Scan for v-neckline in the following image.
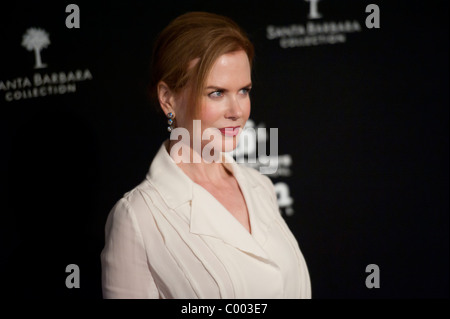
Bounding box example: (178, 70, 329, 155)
(194, 171, 252, 235)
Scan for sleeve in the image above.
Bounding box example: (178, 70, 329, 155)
(100, 198, 159, 299)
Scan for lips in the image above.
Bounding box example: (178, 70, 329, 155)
(219, 126, 240, 137)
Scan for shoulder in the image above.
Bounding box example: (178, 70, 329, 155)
(104, 179, 166, 243)
(108, 180, 161, 222)
(238, 163, 275, 188)
(237, 163, 278, 208)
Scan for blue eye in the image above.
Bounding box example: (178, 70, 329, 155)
(240, 87, 251, 95)
(209, 91, 223, 98)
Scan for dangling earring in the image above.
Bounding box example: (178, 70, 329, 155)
(167, 112, 175, 132)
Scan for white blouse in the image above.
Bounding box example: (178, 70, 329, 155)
(101, 140, 311, 299)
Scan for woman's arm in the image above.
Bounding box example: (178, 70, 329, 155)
(101, 198, 159, 299)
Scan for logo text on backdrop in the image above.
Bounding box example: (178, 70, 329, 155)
(0, 27, 93, 102)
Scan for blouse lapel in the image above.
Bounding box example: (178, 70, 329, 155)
(189, 152, 275, 261)
(147, 140, 276, 261)
(231, 162, 272, 248)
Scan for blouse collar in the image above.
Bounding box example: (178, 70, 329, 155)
(145, 139, 274, 259)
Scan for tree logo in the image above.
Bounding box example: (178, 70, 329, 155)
(22, 28, 50, 69)
(305, 0, 322, 20)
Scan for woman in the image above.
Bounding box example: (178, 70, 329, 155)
(101, 11, 311, 299)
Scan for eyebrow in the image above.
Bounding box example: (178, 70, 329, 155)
(205, 83, 252, 91)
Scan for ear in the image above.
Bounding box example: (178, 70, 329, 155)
(157, 81, 176, 116)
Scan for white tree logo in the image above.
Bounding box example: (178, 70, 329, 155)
(22, 28, 50, 69)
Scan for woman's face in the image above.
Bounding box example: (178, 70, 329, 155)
(175, 50, 252, 158)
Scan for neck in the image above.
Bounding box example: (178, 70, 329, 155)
(167, 139, 232, 184)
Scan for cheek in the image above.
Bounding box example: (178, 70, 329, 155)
(199, 98, 252, 124)
(199, 102, 222, 124)
(244, 100, 251, 118)
(239, 99, 251, 123)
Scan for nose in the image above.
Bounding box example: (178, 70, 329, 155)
(225, 96, 243, 120)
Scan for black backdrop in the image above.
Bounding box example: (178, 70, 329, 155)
(0, 0, 448, 299)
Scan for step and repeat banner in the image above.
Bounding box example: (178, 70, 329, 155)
(1, 1, 448, 299)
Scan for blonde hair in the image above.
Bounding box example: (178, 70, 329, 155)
(149, 11, 254, 120)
